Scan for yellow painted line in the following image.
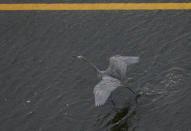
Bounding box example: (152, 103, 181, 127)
(0, 3, 191, 10)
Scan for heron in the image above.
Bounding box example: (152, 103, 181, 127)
(73, 55, 139, 107)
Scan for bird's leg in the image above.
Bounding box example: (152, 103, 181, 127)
(124, 86, 137, 96)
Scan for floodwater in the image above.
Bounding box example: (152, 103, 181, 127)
(0, 11, 191, 131)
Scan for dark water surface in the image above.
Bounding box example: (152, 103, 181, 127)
(0, 11, 191, 131)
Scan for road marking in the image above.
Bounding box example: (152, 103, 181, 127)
(0, 3, 191, 10)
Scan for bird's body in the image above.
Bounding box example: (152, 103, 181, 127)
(93, 75, 121, 106)
(73, 55, 139, 106)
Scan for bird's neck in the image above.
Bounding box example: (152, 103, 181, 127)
(81, 57, 100, 75)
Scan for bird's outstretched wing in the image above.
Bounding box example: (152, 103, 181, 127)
(106, 55, 139, 80)
(93, 76, 121, 106)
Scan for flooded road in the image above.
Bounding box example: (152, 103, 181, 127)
(0, 10, 191, 131)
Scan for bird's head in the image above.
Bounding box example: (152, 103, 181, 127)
(72, 55, 86, 62)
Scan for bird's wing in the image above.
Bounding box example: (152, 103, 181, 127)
(93, 76, 121, 106)
(106, 55, 139, 80)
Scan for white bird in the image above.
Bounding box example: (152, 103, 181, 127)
(73, 55, 139, 107)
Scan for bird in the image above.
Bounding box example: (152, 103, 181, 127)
(72, 55, 139, 107)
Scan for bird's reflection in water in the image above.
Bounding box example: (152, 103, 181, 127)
(105, 106, 136, 131)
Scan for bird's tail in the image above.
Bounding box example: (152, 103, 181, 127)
(125, 56, 139, 65)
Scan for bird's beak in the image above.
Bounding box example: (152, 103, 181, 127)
(71, 56, 77, 63)
(72, 56, 79, 61)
